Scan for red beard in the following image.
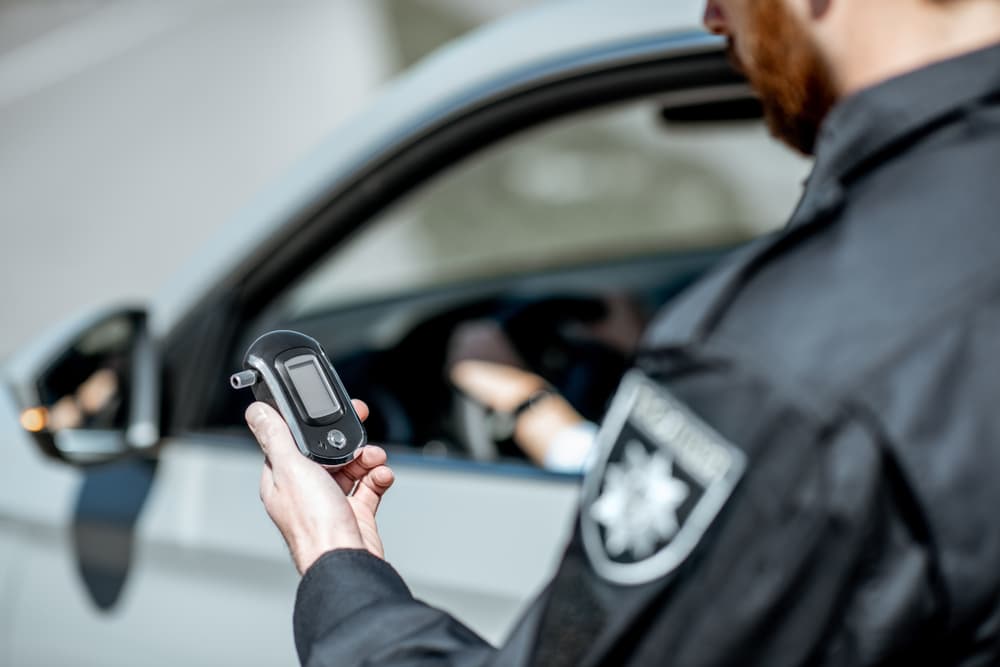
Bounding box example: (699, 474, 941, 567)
(729, 1, 838, 155)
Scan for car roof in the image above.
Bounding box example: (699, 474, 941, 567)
(152, 0, 716, 337)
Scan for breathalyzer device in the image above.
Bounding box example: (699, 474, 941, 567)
(230, 330, 366, 467)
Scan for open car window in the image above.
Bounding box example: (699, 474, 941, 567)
(228, 99, 810, 463)
(277, 101, 809, 320)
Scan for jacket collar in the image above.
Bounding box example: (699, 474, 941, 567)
(643, 41, 1000, 350)
(810, 40, 1000, 193)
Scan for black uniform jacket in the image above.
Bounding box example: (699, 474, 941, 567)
(292, 42, 1000, 666)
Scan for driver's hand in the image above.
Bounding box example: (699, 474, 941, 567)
(451, 360, 587, 469)
(448, 319, 546, 410)
(245, 400, 394, 575)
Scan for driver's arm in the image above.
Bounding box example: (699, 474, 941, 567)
(450, 359, 597, 472)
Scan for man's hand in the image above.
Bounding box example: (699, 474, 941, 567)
(245, 400, 394, 575)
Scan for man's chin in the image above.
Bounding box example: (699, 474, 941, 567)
(763, 106, 820, 156)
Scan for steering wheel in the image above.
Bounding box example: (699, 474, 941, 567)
(448, 295, 631, 461)
(499, 296, 629, 417)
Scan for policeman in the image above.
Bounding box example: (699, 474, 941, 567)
(245, 0, 1000, 664)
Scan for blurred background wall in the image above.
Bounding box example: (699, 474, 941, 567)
(0, 0, 537, 360)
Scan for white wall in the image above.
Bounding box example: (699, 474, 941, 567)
(0, 0, 397, 359)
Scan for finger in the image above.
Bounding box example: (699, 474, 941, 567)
(352, 399, 369, 423)
(350, 465, 395, 516)
(338, 445, 387, 481)
(332, 469, 357, 496)
(246, 402, 301, 471)
(332, 445, 387, 494)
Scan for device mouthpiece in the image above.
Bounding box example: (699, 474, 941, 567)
(230, 370, 260, 390)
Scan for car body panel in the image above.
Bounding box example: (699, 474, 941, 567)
(0, 382, 79, 527)
(0, 412, 578, 663)
(0, 384, 47, 666)
(0, 385, 83, 663)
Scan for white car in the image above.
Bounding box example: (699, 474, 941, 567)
(0, 2, 808, 665)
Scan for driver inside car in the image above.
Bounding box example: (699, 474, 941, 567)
(445, 292, 647, 472)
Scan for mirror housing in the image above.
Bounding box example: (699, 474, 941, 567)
(5, 306, 161, 465)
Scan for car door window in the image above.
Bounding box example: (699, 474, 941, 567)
(276, 102, 807, 318)
(230, 99, 809, 460)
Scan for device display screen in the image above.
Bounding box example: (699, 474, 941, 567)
(284, 354, 341, 420)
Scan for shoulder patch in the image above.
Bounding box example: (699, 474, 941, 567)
(581, 370, 746, 586)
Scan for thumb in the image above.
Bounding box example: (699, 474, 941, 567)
(246, 402, 302, 471)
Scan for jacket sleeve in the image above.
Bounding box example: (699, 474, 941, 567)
(293, 549, 497, 667)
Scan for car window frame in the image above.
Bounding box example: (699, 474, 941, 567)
(161, 34, 752, 444)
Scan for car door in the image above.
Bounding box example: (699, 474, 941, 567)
(5, 27, 809, 667)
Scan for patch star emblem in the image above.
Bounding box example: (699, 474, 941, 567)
(581, 371, 746, 586)
(590, 441, 689, 559)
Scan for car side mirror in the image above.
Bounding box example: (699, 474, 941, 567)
(5, 307, 160, 465)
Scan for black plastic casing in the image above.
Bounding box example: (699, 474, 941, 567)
(239, 330, 366, 467)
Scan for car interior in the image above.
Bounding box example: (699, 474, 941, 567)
(241, 247, 731, 462)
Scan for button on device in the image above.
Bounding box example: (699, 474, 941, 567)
(327, 429, 348, 450)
